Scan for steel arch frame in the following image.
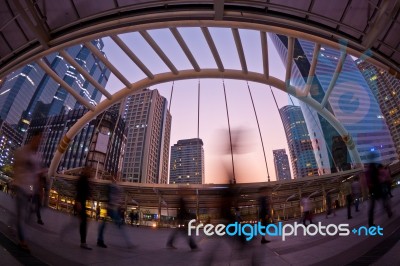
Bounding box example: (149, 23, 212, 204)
(48, 69, 362, 179)
(1, 19, 394, 79)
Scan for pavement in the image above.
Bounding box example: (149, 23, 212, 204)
(0, 189, 400, 266)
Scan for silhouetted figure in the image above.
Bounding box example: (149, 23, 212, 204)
(351, 177, 362, 212)
(13, 134, 44, 252)
(97, 181, 132, 248)
(380, 165, 393, 198)
(166, 197, 197, 250)
(129, 210, 134, 226)
(76, 167, 92, 250)
(301, 197, 313, 225)
(259, 195, 271, 244)
(342, 181, 353, 219)
(96, 205, 101, 221)
(367, 162, 393, 226)
(32, 173, 47, 225)
(325, 191, 336, 218)
(379, 164, 393, 217)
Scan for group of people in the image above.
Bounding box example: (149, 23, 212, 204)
(75, 168, 133, 250)
(10, 134, 396, 254)
(302, 161, 394, 227)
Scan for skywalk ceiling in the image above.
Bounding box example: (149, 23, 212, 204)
(0, 0, 399, 78)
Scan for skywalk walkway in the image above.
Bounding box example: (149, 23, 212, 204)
(0, 189, 399, 266)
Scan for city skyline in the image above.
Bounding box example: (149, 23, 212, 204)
(101, 29, 294, 184)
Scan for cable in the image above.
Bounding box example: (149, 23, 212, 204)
(247, 81, 270, 182)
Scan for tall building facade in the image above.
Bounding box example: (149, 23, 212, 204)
(0, 39, 110, 133)
(272, 149, 291, 181)
(279, 105, 318, 178)
(170, 138, 205, 184)
(356, 59, 400, 159)
(121, 89, 172, 184)
(270, 34, 397, 168)
(26, 106, 125, 179)
(0, 119, 23, 169)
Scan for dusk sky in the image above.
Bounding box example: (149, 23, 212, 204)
(101, 28, 298, 184)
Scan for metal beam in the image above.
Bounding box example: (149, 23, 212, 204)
(36, 58, 95, 111)
(201, 27, 224, 72)
(214, 0, 225, 20)
(232, 28, 248, 73)
(285, 37, 295, 87)
(321, 52, 347, 107)
(85, 41, 133, 89)
(13, 0, 49, 48)
(139, 30, 179, 75)
(110, 35, 154, 79)
(304, 43, 321, 96)
(362, 0, 400, 49)
(169, 28, 200, 72)
(260, 31, 269, 78)
(3, 19, 398, 81)
(59, 50, 112, 100)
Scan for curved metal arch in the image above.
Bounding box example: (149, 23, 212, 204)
(48, 69, 362, 178)
(1, 19, 394, 79)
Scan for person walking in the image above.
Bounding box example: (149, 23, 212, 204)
(166, 197, 198, 250)
(97, 180, 133, 248)
(76, 167, 92, 250)
(32, 172, 47, 225)
(259, 195, 271, 244)
(351, 177, 362, 212)
(13, 134, 44, 252)
(325, 191, 336, 218)
(341, 181, 353, 219)
(301, 196, 313, 225)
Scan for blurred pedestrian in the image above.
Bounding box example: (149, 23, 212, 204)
(325, 191, 336, 218)
(13, 134, 44, 252)
(129, 210, 134, 226)
(96, 205, 101, 221)
(76, 167, 92, 250)
(351, 177, 362, 212)
(341, 180, 353, 219)
(380, 165, 393, 198)
(259, 195, 271, 244)
(301, 196, 313, 225)
(31, 172, 47, 225)
(378, 164, 393, 217)
(366, 162, 393, 226)
(166, 196, 198, 250)
(97, 180, 133, 248)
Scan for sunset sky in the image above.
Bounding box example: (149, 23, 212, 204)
(101, 28, 298, 184)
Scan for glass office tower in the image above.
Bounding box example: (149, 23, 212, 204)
(170, 138, 205, 184)
(0, 39, 110, 133)
(270, 34, 397, 167)
(279, 105, 318, 178)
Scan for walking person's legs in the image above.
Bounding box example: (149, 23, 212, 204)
(368, 197, 376, 226)
(80, 210, 91, 250)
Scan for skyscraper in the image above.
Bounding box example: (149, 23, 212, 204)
(272, 149, 291, 181)
(26, 105, 125, 178)
(279, 105, 318, 178)
(0, 119, 23, 169)
(170, 138, 205, 184)
(270, 34, 397, 167)
(356, 59, 400, 159)
(0, 39, 110, 133)
(121, 89, 172, 184)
